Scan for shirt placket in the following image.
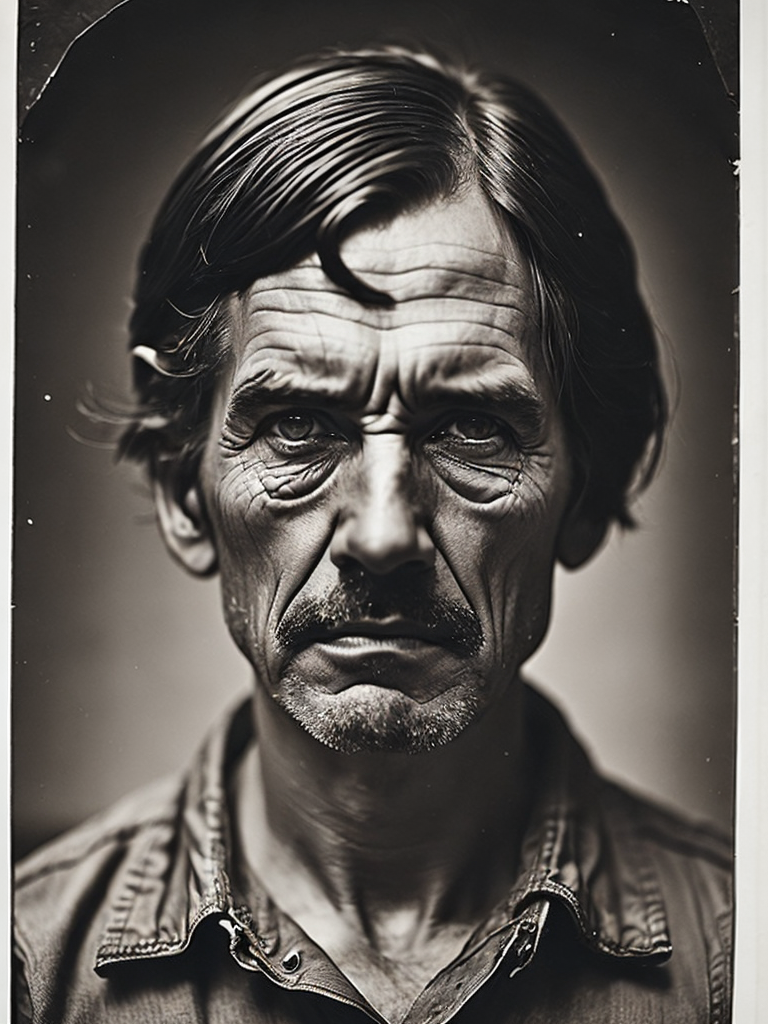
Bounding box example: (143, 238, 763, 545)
(218, 893, 551, 1024)
(220, 897, 389, 1022)
(402, 899, 550, 1024)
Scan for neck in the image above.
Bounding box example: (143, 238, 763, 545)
(236, 681, 532, 940)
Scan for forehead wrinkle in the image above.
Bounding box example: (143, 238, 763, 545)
(237, 309, 379, 379)
(240, 271, 536, 359)
(413, 365, 544, 409)
(233, 316, 542, 414)
(246, 268, 530, 314)
(228, 333, 379, 412)
(245, 290, 530, 317)
(324, 237, 526, 275)
(230, 224, 542, 417)
(364, 332, 545, 423)
(238, 291, 378, 380)
(405, 341, 543, 399)
(274, 256, 526, 288)
(242, 302, 534, 342)
(246, 234, 531, 293)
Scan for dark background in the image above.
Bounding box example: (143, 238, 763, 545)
(14, 0, 738, 857)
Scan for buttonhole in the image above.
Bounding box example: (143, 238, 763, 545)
(281, 949, 302, 973)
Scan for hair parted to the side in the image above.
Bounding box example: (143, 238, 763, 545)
(120, 45, 666, 529)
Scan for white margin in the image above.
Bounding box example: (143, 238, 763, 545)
(734, 0, 768, 1020)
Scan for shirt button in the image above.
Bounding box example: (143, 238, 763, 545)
(281, 949, 302, 973)
(510, 936, 534, 964)
(257, 934, 279, 956)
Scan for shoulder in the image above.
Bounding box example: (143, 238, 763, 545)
(16, 772, 183, 894)
(14, 700, 253, 1022)
(600, 777, 732, 884)
(599, 777, 733, 1017)
(14, 774, 185, 1004)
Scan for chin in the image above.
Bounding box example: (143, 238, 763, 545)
(274, 677, 486, 755)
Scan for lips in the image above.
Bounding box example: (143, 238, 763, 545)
(293, 617, 460, 651)
(275, 585, 485, 657)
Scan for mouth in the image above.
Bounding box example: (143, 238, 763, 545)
(276, 591, 485, 658)
(296, 618, 452, 651)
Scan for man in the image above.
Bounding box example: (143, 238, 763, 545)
(14, 47, 732, 1023)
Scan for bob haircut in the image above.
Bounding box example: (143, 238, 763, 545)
(121, 45, 666, 529)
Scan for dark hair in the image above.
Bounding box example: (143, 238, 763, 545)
(121, 45, 665, 528)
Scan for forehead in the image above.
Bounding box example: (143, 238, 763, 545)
(224, 190, 545, 404)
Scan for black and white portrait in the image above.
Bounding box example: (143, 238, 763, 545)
(12, 1, 744, 1021)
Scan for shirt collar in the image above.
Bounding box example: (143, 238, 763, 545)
(511, 686, 672, 961)
(95, 687, 672, 973)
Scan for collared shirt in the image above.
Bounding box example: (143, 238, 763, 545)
(14, 687, 733, 1023)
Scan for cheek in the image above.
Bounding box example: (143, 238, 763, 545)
(427, 448, 524, 504)
(248, 443, 347, 501)
(429, 470, 566, 648)
(206, 456, 339, 630)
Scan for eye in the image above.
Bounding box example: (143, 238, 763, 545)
(272, 412, 324, 442)
(424, 412, 521, 470)
(446, 414, 500, 441)
(432, 413, 509, 445)
(423, 411, 525, 501)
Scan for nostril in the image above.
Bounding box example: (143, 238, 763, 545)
(330, 513, 434, 575)
(330, 551, 361, 575)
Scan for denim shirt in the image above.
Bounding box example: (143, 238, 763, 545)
(14, 687, 733, 1023)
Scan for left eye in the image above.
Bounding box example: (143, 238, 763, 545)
(440, 414, 503, 442)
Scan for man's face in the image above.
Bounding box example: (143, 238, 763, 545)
(195, 189, 574, 753)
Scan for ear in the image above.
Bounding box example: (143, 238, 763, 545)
(152, 457, 218, 577)
(556, 497, 608, 570)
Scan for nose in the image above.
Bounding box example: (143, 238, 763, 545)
(330, 437, 435, 576)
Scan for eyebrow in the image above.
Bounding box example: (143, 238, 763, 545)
(413, 375, 548, 440)
(223, 368, 549, 441)
(223, 372, 365, 431)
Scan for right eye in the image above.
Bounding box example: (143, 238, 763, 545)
(271, 412, 327, 442)
(239, 409, 353, 502)
(256, 409, 353, 456)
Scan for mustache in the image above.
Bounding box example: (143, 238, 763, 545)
(276, 577, 484, 656)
